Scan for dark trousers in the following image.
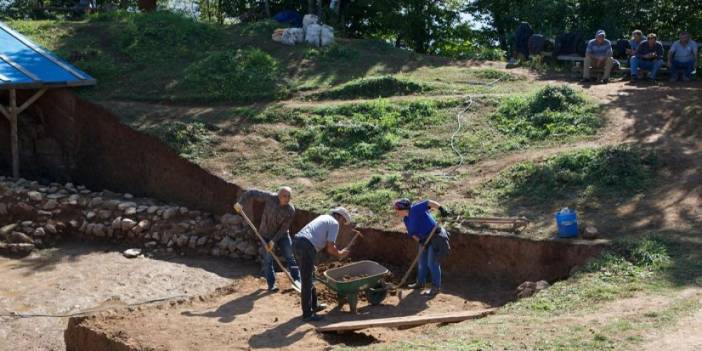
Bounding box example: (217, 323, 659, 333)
(292, 237, 318, 318)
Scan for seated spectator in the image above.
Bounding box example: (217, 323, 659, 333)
(583, 30, 614, 83)
(627, 30, 643, 70)
(668, 31, 699, 82)
(632, 33, 664, 82)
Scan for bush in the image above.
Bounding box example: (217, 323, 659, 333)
(282, 100, 446, 166)
(145, 121, 214, 160)
(314, 76, 431, 100)
(491, 145, 657, 200)
(492, 85, 602, 140)
(182, 48, 285, 102)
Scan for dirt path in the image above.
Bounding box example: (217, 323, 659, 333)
(643, 301, 702, 350)
(0, 242, 255, 351)
(68, 274, 507, 351)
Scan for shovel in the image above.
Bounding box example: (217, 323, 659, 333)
(234, 203, 302, 293)
(388, 225, 441, 298)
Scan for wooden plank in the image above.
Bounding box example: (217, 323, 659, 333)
(0, 21, 88, 80)
(316, 309, 496, 333)
(17, 87, 47, 114)
(0, 54, 40, 81)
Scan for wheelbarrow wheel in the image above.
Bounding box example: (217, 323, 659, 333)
(366, 283, 388, 306)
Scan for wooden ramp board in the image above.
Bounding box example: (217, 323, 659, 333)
(316, 309, 496, 333)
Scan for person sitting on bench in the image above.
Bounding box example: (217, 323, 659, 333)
(632, 33, 664, 82)
(668, 31, 699, 82)
(583, 30, 614, 83)
(627, 30, 644, 71)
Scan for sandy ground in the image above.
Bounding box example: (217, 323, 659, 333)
(0, 242, 256, 351)
(73, 274, 508, 351)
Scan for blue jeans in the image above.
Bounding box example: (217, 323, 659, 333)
(416, 242, 441, 289)
(670, 60, 695, 79)
(262, 235, 300, 289)
(631, 59, 663, 79)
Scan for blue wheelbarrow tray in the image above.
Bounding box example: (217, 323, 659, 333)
(316, 260, 390, 313)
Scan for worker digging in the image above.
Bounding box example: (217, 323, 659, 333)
(235, 186, 300, 292)
(393, 198, 451, 296)
(292, 207, 353, 322)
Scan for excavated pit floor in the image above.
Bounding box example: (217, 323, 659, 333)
(0, 241, 256, 351)
(0, 241, 514, 351)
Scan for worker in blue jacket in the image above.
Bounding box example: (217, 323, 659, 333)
(393, 198, 451, 296)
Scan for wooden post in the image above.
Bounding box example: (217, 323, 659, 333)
(9, 88, 18, 178)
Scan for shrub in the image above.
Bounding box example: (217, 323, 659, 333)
(315, 76, 431, 100)
(491, 145, 657, 200)
(182, 48, 285, 102)
(145, 121, 214, 160)
(492, 85, 602, 140)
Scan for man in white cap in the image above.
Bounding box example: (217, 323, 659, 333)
(583, 29, 614, 83)
(292, 207, 351, 322)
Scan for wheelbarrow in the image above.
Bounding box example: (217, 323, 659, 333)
(315, 260, 390, 314)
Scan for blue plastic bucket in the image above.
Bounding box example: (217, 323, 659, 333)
(555, 208, 578, 238)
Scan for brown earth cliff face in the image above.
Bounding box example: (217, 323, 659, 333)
(0, 89, 605, 285)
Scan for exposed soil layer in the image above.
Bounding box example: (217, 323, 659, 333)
(0, 242, 252, 351)
(65, 273, 507, 351)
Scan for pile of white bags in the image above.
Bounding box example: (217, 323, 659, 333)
(273, 14, 334, 47)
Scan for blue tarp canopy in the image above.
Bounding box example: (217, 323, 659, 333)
(0, 21, 96, 89)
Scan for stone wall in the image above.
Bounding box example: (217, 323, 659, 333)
(0, 177, 260, 260)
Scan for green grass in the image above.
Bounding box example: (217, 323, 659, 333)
(492, 85, 602, 140)
(276, 99, 451, 167)
(141, 120, 216, 161)
(488, 145, 658, 204)
(312, 76, 432, 100)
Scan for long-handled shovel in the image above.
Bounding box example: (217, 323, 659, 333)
(234, 203, 302, 293)
(388, 225, 440, 298)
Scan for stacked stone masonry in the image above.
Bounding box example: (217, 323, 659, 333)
(0, 176, 261, 260)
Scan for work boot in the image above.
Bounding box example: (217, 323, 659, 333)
(303, 314, 323, 322)
(421, 288, 440, 297)
(408, 282, 424, 290)
(683, 75, 691, 82)
(670, 75, 678, 82)
(601, 78, 609, 84)
(315, 303, 327, 312)
(268, 285, 279, 293)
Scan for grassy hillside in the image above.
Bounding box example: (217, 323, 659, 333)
(8, 12, 650, 233)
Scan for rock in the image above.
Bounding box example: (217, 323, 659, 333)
(179, 207, 188, 215)
(45, 224, 57, 234)
(244, 243, 258, 256)
(99, 210, 112, 219)
(123, 248, 142, 258)
(217, 237, 235, 250)
(46, 193, 64, 200)
(86, 211, 97, 220)
(135, 220, 150, 232)
(220, 213, 242, 226)
(144, 241, 158, 249)
(93, 224, 107, 237)
(117, 202, 137, 211)
(196, 236, 208, 247)
(1, 223, 18, 238)
(188, 236, 198, 249)
(582, 226, 599, 240)
(516, 280, 549, 299)
(536, 280, 550, 291)
(163, 208, 178, 220)
(33, 227, 46, 237)
(21, 220, 33, 226)
(37, 210, 53, 217)
(9, 231, 33, 244)
(67, 194, 80, 205)
(112, 217, 123, 230)
(69, 220, 80, 228)
(27, 191, 43, 202)
(235, 240, 249, 253)
(124, 193, 134, 199)
(102, 199, 119, 210)
(151, 232, 160, 241)
(124, 207, 137, 216)
(176, 235, 188, 247)
(211, 248, 221, 256)
(43, 199, 58, 210)
(147, 206, 159, 214)
(121, 218, 137, 231)
(0, 203, 7, 215)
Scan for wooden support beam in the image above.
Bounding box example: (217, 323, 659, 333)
(17, 87, 47, 114)
(8, 88, 19, 178)
(0, 104, 9, 120)
(316, 309, 496, 333)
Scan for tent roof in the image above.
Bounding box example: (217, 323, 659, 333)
(0, 21, 96, 89)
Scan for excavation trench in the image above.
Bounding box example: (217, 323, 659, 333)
(0, 90, 607, 350)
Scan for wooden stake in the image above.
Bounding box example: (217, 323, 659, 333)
(9, 88, 19, 178)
